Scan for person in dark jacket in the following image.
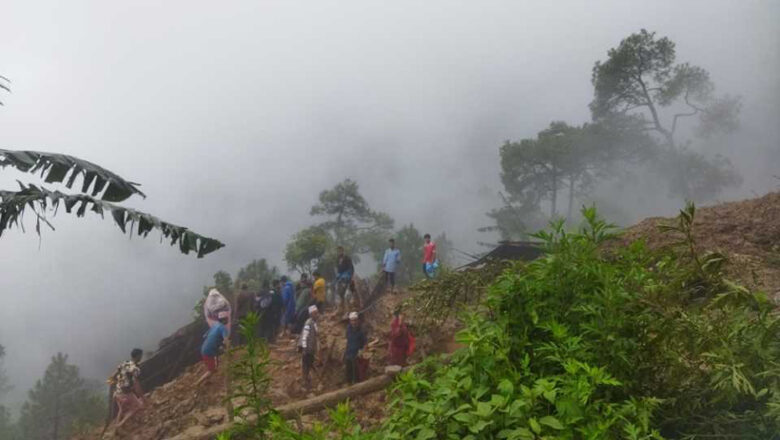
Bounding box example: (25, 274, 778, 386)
(254, 280, 275, 341)
(233, 283, 254, 345)
(281, 276, 296, 337)
(344, 311, 367, 384)
(336, 246, 355, 313)
(267, 280, 283, 342)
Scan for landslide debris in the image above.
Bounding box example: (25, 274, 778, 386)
(618, 191, 780, 300)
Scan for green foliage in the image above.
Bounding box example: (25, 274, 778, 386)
(0, 405, 19, 440)
(490, 119, 639, 237)
(406, 261, 508, 331)
(226, 313, 274, 438)
(237, 259, 280, 292)
(0, 149, 145, 202)
(0, 344, 10, 399)
(284, 226, 332, 275)
(308, 178, 394, 264)
(266, 401, 370, 440)
(0, 182, 225, 258)
(379, 205, 779, 439)
(17, 353, 105, 440)
(214, 270, 234, 297)
(219, 204, 778, 440)
(590, 29, 741, 200)
(0, 151, 224, 257)
(392, 224, 424, 285)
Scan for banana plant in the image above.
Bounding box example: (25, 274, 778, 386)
(0, 149, 224, 257)
(0, 77, 222, 257)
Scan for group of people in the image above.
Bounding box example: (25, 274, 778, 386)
(108, 235, 435, 427)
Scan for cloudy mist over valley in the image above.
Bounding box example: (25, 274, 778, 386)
(0, 0, 778, 415)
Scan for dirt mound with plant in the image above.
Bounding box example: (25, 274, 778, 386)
(618, 191, 780, 300)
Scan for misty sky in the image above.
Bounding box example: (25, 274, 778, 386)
(1, 1, 778, 408)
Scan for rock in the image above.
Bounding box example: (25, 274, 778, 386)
(384, 365, 403, 375)
(204, 407, 225, 426)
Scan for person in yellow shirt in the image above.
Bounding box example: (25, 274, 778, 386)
(312, 271, 326, 311)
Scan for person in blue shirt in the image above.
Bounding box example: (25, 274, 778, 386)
(281, 275, 297, 337)
(382, 238, 402, 294)
(196, 311, 230, 386)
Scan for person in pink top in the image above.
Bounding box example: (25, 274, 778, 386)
(422, 233, 436, 278)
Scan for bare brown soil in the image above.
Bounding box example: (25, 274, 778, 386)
(617, 191, 780, 300)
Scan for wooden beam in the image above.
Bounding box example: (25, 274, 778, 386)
(165, 367, 403, 440)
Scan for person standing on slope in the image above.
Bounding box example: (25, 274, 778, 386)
(422, 233, 437, 278)
(382, 238, 401, 293)
(298, 305, 320, 390)
(335, 246, 355, 312)
(344, 311, 367, 384)
(281, 275, 297, 337)
(388, 309, 413, 366)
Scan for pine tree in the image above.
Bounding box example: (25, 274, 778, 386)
(17, 353, 103, 440)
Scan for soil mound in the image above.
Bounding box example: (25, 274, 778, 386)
(619, 191, 780, 299)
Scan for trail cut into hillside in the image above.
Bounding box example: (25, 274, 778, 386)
(74, 191, 780, 440)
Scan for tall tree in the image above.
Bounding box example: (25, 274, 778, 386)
(0, 345, 10, 399)
(590, 29, 741, 199)
(17, 353, 104, 440)
(212, 270, 234, 296)
(236, 259, 279, 291)
(283, 226, 331, 275)
(309, 178, 394, 260)
(499, 122, 598, 221)
(0, 405, 17, 440)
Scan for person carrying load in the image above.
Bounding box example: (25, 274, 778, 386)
(109, 348, 145, 428)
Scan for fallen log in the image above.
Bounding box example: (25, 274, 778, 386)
(165, 366, 403, 440)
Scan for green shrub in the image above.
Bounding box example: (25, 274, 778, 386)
(240, 204, 780, 439)
(374, 205, 779, 439)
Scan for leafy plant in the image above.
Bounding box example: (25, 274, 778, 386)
(377, 204, 779, 439)
(0, 150, 224, 257)
(225, 313, 274, 439)
(223, 204, 779, 440)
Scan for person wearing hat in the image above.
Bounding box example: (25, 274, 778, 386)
(344, 311, 367, 384)
(298, 304, 320, 390)
(196, 310, 231, 386)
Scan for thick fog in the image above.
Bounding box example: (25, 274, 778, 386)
(0, 0, 778, 409)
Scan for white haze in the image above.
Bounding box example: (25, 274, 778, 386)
(0, 0, 778, 409)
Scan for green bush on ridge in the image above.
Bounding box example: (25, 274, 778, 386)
(228, 204, 780, 439)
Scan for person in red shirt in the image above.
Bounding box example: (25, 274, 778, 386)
(422, 233, 437, 278)
(388, 310, 413, 366)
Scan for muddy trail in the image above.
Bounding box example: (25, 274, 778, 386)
(77, 285, 459, 440)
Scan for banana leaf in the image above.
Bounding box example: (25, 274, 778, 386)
(0, 182, 224, 258)
(0, 149, 145, 202)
